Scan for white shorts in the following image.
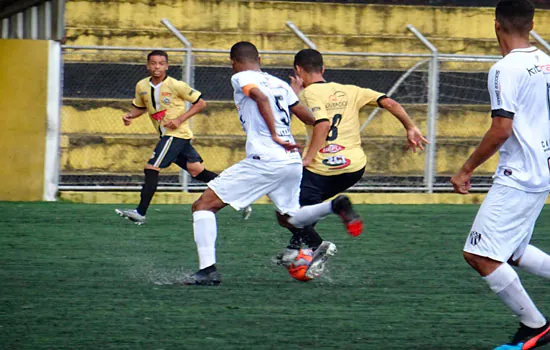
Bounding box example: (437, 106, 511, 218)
(208, 158, 302, 215)
(463, 183, 548, 262)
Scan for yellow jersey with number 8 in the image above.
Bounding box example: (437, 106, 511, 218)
(299, 82, 385, 176)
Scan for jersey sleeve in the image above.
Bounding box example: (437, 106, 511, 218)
(285, 83, 300, 108)
(232, 71, 259, 96)
(356, 86, 386, 107)
(174, 80, 202, 104)
(301, 88, 329, 123)
(488, 65, 518, 119)
(132, 82, 147, 109)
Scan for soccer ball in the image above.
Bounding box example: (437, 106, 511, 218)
(288, 248, 314, 282)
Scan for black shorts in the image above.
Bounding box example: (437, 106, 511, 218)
(299, 167, 365, 206)
(147, 136, 203, 169)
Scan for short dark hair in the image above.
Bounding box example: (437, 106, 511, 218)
(147, 50, 168, 62)
(293, 49, 323, 73)
(230, 42, 259, 63)
(496, 0, 535, 34)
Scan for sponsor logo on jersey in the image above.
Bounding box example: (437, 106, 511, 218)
(140, 91, 148, 95)
(319, 144, 345, 154)
(326, 91, 348, 110)
(527, 64, 542, 76)
(151, 110, 167, 121)
(311, 106, 321, 112)
(322, 155, 351, 169)
(162, 92, 172, 97)
(469, 231, 482, 246)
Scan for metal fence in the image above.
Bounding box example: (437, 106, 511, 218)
(58, 27, 550, 193)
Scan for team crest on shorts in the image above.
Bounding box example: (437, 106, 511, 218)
(468, 231, 482, 246)
(150, 152, 156, 159)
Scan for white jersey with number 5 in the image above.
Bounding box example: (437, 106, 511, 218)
(488, 47, 550, 192)
(231, 70, 301, 163)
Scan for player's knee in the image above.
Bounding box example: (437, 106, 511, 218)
(463, 251, 478, 268)
(186, 162, 204, 177)
(276, 212, 292, 229)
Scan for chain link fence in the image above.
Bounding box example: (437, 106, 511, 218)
(60, 46, 508, 192)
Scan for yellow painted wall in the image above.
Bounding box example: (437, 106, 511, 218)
(0, 40, 49, 201)
(64, 0, 550, 54)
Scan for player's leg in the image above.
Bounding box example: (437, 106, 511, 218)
(464, 185, 549, 349)
(115, 136, 179, 224)
(186, 188, 227, 286)
(513, 245, 550, 279)
(175, 141, 252, 219)
(288, 167, 365, 237)
(269, 162, 336, 278)
(188, 158, 275, 285)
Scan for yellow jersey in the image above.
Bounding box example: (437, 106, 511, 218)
(132, 76, 202, 139)
(299, 82, 385, 176)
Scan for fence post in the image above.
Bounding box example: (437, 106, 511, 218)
(407, 25, 438, 193)
(530, 30, 550, 53)
(286, 21, 317, 49)
(161, 18, 193, 192)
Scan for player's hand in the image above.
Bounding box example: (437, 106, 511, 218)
(273, 136, 299, 151)
(289, 75, 304, 95)
(451, 169, 472, 195)
(406, 126, 429, 153)
(302, 157, 313, 167)
(164, 118, 183, 130)
(122, 113, 133, 126)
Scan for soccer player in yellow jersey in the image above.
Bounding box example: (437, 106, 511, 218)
(278, 49, 428, 265)
(115, 50, 251, 224)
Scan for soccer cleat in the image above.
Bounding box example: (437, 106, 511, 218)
(305, 241, 337, 279)
(242, 206, 253, 220)
(184, 266, 222, 286)
(494, 321, 550, 350)
(331, 195, 363, 236)
(273, 247, 300, 268)
(115, 209, 146, 225)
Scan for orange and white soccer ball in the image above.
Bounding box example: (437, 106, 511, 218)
(288, 248, 314, 282)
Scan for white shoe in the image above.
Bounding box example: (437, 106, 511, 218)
(273, 248, 300, 267)
(305, 241, 337, 279)
(242, 206, 252, 220)
(115, 209, 146, 225)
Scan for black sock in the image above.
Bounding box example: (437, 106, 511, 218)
(194, 169, 218, 183)
(287, 227, 304, 249)
(303, 225, 323, 250)
(136, 169, 159, 216)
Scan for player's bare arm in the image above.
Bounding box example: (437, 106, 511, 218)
(164, 98, 207, 130)
(122, 106, 147, 126)
(248, 87, 298, 150)
(302, 120, 330, 167)
(379, 97, 429, 152)
(289, 103, 315, 126)
(451, 116, 513, 195)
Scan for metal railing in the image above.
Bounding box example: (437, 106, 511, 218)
(58, 22, 550, 193)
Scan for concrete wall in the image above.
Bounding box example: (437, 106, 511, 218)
(0, 40, 50, 201)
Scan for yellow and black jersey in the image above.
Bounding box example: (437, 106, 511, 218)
(132, 76, 202, 139)
(299, 82, 385, 176)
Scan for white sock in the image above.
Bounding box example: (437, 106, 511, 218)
(288, 202, 333, 228)
(483, 263, 546, 328)
(193, 210, 217, 269)
(518, 245, 550, 279)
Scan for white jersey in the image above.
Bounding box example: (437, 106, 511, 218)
(231, 70, 301, 162)
(488, 47, 550, 192)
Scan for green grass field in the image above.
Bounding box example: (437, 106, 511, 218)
(2, 202, 550, 349)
